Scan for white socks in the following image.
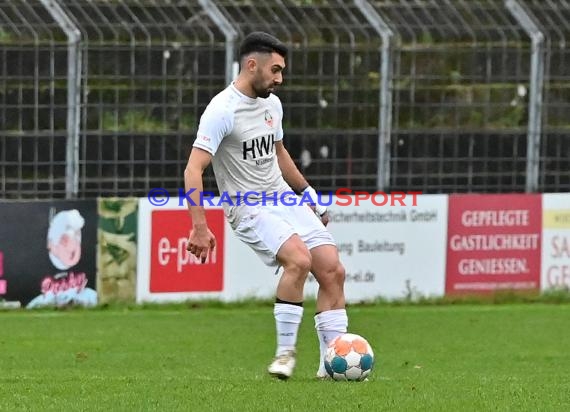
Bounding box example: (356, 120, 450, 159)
(314, 309, 348, 375)
(274, 303, 348, 374)
(274, 303, 304, 356)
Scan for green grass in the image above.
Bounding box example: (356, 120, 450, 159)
(1, 304, 570, 411)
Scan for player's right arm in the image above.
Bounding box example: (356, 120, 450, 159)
(184, 148, 216, 263)
(184, 95, 232, 263)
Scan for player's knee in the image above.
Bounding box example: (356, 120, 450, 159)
(279, 238, 312, 277)
(326, 262, 345, 288)
(282, 251, 312, 279)
(292, 253, 312, 277)
(335, 263, 346, 286)
(315, 261, 345, 290)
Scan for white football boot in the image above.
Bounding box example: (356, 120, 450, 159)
(316, 371, 331, 380)
(316, 359, 330, 380)
(267, 350, 296, 380)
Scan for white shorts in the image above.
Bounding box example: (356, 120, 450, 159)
(231, 204, 336, 267)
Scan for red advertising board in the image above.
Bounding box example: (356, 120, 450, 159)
(445, 194, 542, 294)
(150, 209, 224, 293)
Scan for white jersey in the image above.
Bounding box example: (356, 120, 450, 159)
(193, 84, 291, 223)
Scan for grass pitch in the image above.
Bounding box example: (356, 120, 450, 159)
(1, 303, 569, 411)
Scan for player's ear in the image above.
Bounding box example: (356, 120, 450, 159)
(245, 55, 257, 73)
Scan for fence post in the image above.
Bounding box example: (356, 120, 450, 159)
(505, 0, 545, 193)
(198, 0, 238, 85)
(39, 0, 82, 198)
(354, 0, 394, 192)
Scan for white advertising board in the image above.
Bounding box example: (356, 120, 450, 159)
(541, 193, 570, 291)
(315, 194, 448, 300)
(137, 194, 448, 303)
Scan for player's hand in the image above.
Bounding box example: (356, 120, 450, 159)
(303, 186, 328, 226)
(319, 210, 330, 227)
(187, 226, 216, 264)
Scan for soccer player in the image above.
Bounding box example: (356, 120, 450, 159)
(184, 32, 347, 380)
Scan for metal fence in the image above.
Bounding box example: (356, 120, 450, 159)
(523, 0, 570, 192)
(373, 0, 534, 193)
(0, 0, 568, 199)
(0, 0, 69, 197)
(57, 0, 228, 197)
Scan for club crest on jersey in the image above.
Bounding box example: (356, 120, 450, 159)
(264, 110, 273, 128)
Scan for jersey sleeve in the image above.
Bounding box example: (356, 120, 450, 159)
(193, 101, 233, 155)
(270, 94, 284, 142)
(276, 102, 284, 142)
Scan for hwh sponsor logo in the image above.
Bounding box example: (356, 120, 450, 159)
(242, 134, 275, 160)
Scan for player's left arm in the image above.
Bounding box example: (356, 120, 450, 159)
(276, 141, 329, 225)
(275, 141, 308, 192)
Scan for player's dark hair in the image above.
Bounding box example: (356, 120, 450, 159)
(239, 32, 288, 60)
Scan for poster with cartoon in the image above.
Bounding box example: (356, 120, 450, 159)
(0, 200, 97, 308)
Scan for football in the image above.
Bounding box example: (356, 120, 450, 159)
(324, 333, 374, 381)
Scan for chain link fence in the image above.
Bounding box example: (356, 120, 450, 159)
(0, 0, 568, 199)
(0, 0, 69, 197)
(371, 0, 534, 193)
(215, 0, 382, 191)
(56, 0, 228, 197)
(522, 0, 570, 192)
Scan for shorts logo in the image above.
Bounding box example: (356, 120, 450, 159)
(264, 110, 273, 128)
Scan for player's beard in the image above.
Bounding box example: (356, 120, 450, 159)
(254, 85, 271, 98)
(253, 78, 274, 99)
(257, 90, 270, 98)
